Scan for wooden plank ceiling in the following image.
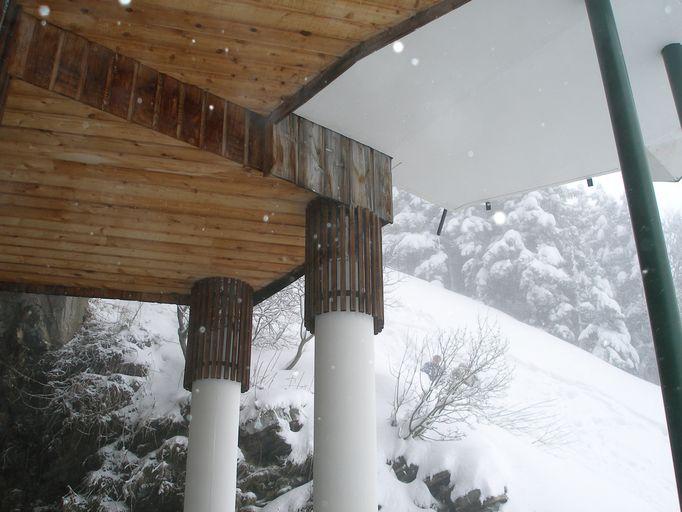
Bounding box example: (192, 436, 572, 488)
(0, 0, 469, 303)
(16, 0, 457, 117)
(0, 79, 313, 302)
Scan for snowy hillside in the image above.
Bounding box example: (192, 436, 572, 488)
(105, 270, 677, 511)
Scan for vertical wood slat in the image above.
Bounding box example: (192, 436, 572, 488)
(202, 93, 225, 156)
(157, 74, 180, 137)
(104, 53, 135, 118)
(304, 198, 384, 335)
(180, 83, 202, 146)
(349, 204, 357, 313)
(51, 31, 86, 97)
(271, 114, 298, 182)
(331, 203, 338, 311)
(0, 0, 20, 121)
(22, 19, 59, 89)
(131, 64, 158, 128)
(81, 43, 113, 109)
(340, 204, 347, 312)
(298, 117, 325, 194)
(6, 7, 33, 79)
(357, 206, 366, 314)
(225, 101, 246, 163)
(184, 277, 254, 392)
(320, 201, 328, 313)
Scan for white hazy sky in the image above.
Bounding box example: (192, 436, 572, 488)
(593, 172, 681, 215)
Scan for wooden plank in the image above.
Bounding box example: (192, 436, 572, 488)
(350, 140, 373, 210)
(104, 53, 135, 118)
(0, 211, 304, 261)
(357, 207, 365, 313)
(157, 73, 180, 138)
(51, 31, 87, 97)
(298, 117, 324, 194)
(202, 93, 224, 155)
(81, 42, 114, 108)
(0, 280, 190, 305)
(0, 260, 190, 291)
(330, 202, 338, 311)
(321, 200, 329, 313)
(271, 114, 298, 182)
(246, 111, 267, 169)
(179, 83, 202, 146)
(0, 176, 306, 227)
(0, 232, 283, 283)
(267, 0, 473, 122)
(339, 202, 347, 312)
(131, 63, 158, 128)
(0, 158, 306, 216)
(22, 18, 60, 88)
(372, 149, 393, 222)
(349, 205, 357, 312)
(0, 192, 305, 244)
(224, 101, 246, 162)
(323, 128, 350, 203)
(6, 8, 34, 78)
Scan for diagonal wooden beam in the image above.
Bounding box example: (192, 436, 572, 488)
(5, 11, 267, 170)
(266, 0, 472, 124)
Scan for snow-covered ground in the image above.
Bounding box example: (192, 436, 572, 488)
(99, 270, 678, 511)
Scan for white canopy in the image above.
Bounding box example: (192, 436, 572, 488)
(297, 0, 682, 211)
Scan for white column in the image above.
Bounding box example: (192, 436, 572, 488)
(314, 310, 377, 512)
(184, 379, 241, 512)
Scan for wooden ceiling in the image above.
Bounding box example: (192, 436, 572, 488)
(0, 79, 313, 302)
(16, 0, 461, 116)
(0, 0, 469, 304)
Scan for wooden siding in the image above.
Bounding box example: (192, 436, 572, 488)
(272, 114, 393, 222)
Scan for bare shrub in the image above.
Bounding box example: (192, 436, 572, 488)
(390, 320, 511, 441)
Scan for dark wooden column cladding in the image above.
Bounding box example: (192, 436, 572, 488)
(0, 0, 19, 120)
(184, 277, 253, 392)
(304, 198, 384, 335)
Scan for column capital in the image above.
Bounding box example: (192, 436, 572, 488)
(304, 198, 384, 335)
(184, 277, 253, 392)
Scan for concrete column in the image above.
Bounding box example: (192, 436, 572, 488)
(182, 277, 254, 512)
(313, 311, 377, 512)
(304, 198, 385, 512)
(184, 379, 241, 512)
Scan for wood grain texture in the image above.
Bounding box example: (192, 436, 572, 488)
(184, 277, 253, 391)
(0, 78, 314, 300)
(271, 113, 392, 223)
(304, 198, 384, 335)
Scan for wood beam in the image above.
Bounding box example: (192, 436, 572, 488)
(266, 0, 472, 123)
(0, 281, 191, 305)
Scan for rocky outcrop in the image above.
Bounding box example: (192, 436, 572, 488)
(394, 459, 508, 512)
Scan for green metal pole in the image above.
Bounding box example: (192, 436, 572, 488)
(663, 43, 682, 128)
(585, 0, 682, 505)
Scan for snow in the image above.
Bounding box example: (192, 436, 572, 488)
(250, 270, 677, 511)
(96, 269, 677, 511)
